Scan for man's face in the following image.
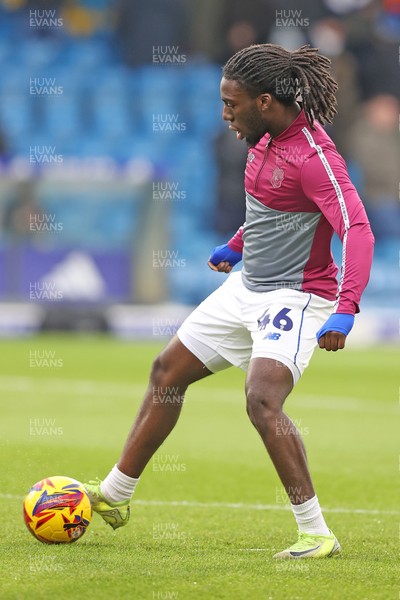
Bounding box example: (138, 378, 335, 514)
(220, 77, 268, 147)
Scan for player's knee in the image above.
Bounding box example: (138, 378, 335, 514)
(149, 353, 186, 393)
(245, 386, 282, 428)
(149, 354, 170, 386)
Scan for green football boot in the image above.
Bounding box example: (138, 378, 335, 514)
(273, 530, 341, 559)
(84, 479, 130, 530)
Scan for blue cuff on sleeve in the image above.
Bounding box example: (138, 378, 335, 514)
(316, 313, 354, 341)
(209, 244, 242, 267)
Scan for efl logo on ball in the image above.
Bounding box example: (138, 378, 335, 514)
(23, 476, 92, 544)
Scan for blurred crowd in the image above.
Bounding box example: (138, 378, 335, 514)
(1, 0, 399, 240)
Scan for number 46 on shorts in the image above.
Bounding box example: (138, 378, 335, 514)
(257, 307, 294, 332)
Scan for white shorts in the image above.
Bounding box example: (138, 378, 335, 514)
(177, 271, 335, 384)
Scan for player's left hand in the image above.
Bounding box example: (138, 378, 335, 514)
(316, 313, 354, 352)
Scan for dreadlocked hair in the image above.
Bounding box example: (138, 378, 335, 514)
(223, 44, 338, 130)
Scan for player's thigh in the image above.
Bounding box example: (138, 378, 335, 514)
(246, 290, 335, 385)
(177, 272, 252, 372)
(152, 335, 213, 387)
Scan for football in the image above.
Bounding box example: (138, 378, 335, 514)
(23, 476, 92, 544)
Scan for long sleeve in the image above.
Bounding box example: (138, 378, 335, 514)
(227, 225, 245, 253)
(301, 150, 374, 314)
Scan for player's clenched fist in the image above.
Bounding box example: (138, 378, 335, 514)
(316, 313, 354, 352)
(208, 243, 242, 273)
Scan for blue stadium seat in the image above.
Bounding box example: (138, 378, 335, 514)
(91, 96, 132, 138)
(0, 93, 32, 138)
(188, 100, 224, 137)
(138, 66, 182, 95)
(0, 38, 10, 64)
(0, 66, 30, 94)
(40, 66, 86, 94)
(134, 66, 182, 133)
(180, 64, 223, 98)
(107, 135, 145, 161)
(73, 133, 113, 158)
(15, 38, 62, 69)
(123, 137, 168, 163)
(168, 211, 197, 238)
(92, 66, 130, 93)
(166, 231, 222, 304)
(42, 94, 82, 137)
(62, 39, 112, 70)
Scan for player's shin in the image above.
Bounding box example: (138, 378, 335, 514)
(117, 382, 186, 479)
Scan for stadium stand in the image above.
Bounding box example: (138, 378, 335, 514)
(0, 1, 398, 328)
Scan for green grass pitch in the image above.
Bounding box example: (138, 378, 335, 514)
(0, 334, 398, 599)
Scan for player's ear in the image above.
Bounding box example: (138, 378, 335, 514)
(258, 93, 272, 111)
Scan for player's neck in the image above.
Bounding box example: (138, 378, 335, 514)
(267, 103, 301, 139)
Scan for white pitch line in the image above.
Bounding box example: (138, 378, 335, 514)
(132, 499, 399, 516)
(5, 494, 398, 516)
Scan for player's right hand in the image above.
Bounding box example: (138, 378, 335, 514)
(208, 243, 242, 273)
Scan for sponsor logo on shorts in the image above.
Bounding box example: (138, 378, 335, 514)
(263, 332, 281, 340)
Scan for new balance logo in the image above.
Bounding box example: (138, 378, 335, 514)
(264, 332, 281, 341)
